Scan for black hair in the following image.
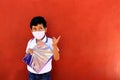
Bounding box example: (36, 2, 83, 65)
(30, 16, 47, 29)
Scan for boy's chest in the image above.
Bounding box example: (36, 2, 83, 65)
(29, 41, 50, 49)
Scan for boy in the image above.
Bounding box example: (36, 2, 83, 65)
(26, 16, 61, 80)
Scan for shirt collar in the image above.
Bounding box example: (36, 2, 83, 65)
(33, 35, 47, 44)
(41, 35, 47, 43)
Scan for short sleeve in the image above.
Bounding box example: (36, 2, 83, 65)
(25, 39, 33, 53)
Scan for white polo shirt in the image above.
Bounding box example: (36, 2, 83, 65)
(26, 36, 53, 74)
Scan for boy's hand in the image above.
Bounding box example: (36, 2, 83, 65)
(52, 36, 61, 46)
(26, 48, 34, 54)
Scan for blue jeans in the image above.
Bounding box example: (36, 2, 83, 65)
(28, 72, 50, 80)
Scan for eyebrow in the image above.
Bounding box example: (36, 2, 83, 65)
(32, 27, 37, 29)
(32, 24, 44, 29)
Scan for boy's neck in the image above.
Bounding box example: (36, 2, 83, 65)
(36, 35, 45, 42)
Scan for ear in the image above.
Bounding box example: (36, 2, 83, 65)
(45, 28, 47, 33)
(31, 29, 33, 32)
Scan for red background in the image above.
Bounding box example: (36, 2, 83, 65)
(1, 0, 120, 80)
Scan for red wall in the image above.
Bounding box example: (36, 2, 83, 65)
(1, 0, 120, 80)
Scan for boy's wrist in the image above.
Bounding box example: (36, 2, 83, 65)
(52, 44, 57, 47)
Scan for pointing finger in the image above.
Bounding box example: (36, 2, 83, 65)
(57, 36, 61, 41)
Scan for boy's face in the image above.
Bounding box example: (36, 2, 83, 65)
(31, 24, 47, 32)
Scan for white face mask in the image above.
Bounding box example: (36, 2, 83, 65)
(32, 31, 45, 39)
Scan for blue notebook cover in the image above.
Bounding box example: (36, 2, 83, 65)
(23, 53, 32, 66)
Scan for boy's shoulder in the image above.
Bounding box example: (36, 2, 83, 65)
(27, 38, 34, 43)
(29, 38, 34, 41)
(47, 37, 52, 40)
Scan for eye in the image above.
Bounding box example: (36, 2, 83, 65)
(32, 28, 37, 31)
(40, 27, 43, 29)
(38, 27, 44, 31)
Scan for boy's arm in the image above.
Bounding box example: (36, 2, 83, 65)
(52, 36, 61, 61)
(26, 39, 34, 54)
(26, 48, 33, 54)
